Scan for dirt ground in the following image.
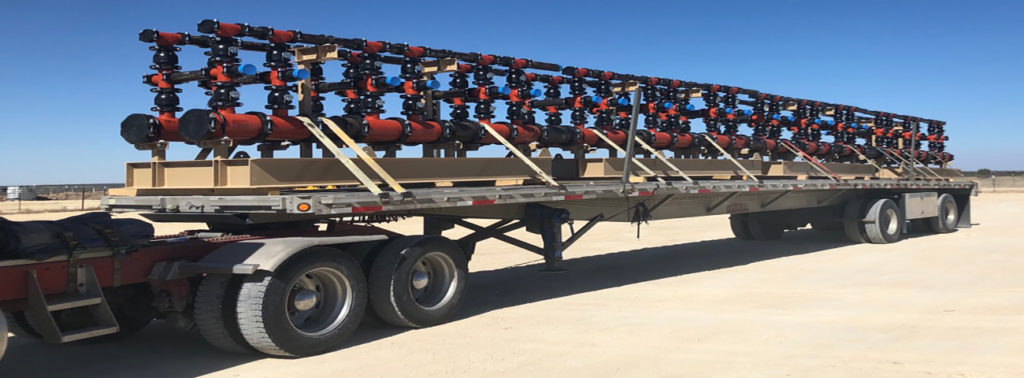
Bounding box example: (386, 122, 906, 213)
(2, 193, 1023, 377)
(0, 200, 101, 214)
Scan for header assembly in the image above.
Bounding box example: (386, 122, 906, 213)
(119, 19, 955, 195)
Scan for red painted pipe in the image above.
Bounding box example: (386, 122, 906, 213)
(672, 132, 695, 150)
(510, 124, 542, 145)
(648, 131, 673, 149)
(479, 122, 513, 144)
(814, 142, 831, 157)
(358, 117, 405, 142)
(474, 122, 545, 145)
(327, 116, 448, 144)
(802, 141, 819, 155)
(594, 129, 628, 148)
(773, 140, 790, 154)
(178, 109, 310, 143)
(711, 134, 732, 150)
(731, 135, 750, 150)
(579, 126, 599, 146)
(835, 144, 854, 157)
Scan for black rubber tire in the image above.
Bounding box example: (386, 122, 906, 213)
(368, 236, 468, 328)
(236, 248, 367, 357)
(9, 311, 41, 339)
(843, 199, 868, 243)
(729, 214, 753, 240)
(810, 219, 843, 233)
(927, 193, 959, 234)
(864, 199, 904, 244)
(747, 214, 784, 240)
(0, 311, 7, 359)
(195, 274, 252, 353)
(100, 284, 156, 340)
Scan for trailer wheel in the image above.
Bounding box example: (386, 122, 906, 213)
(236, 248, 367, 357)
(369, 236, 468, 328)
(843, 200, 868, 243)
(863, 199, 904, 244)
(927, 194, 959, 233)
(101, 284, 157, 339)
(729, 214, 753, 240)
(0, 311, 7, 359)
(810, 219, 843, 233)
(195, 274, 252, 353)
(9, 311, 41, 339)
(747, 214, 784, 240)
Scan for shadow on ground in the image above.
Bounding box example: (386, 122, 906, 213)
(0, 230, 862, 377)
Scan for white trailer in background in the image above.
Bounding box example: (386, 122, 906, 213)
(5, 186, 36, 201)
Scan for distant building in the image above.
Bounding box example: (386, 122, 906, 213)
(5, 186, 37, 201)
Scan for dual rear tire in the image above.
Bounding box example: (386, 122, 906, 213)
(844, 195, 958, 244)
(927, 194, 959, 234)
(195, 236, 468, 357)
(729, 213, 784, 241)
(844, 198, 903, 244)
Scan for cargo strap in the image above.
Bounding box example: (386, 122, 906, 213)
(912, 159, 945, 179)
(849, 146, 886, 174)
(319, 117, 409, 194)
(632, 136, 694, 183)
(478, 122, 561, 188)
(701, 134, 759, 182)
(882, 148, 944, 180)
(591, 130, 665, 184)
(295, 116, 384, 195)
(778, 140, 840, 182)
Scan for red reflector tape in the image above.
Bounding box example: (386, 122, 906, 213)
(472, 199, 496, 206)
(351, 205, 383, 213)
(637, 191, 654, 197)
(697, 189, 712, 193)
(748, 187, 760, 192)
(564, 194, 584, 200)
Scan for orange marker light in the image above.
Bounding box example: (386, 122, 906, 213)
(297, 203, 311, 212)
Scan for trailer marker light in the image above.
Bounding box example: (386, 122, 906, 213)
(297, 202, 311, 212)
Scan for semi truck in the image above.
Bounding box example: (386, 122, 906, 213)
(0, 19, 974, 359)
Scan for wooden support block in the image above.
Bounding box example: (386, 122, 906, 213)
(293, 44, 341, 64)
(421, 58, 459, 74)
(611, 81, 639, 93)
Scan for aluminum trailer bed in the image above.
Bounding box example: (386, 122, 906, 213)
(1, 177, 977, 358)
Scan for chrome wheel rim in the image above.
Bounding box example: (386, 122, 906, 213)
(884, 207, 900, 235)
(286, 267, 353, 336)
(944, 200, 957, 225)
(408, 252, 459, 311)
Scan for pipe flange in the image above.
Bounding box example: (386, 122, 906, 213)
(241, 111, 273, 145)
(387, 117, 413, 142)
(437, 120, 455, 142)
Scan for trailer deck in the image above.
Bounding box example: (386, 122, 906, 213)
(102, 178, 977, 223)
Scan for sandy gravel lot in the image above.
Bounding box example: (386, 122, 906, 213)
(1, 193, 1022, 377)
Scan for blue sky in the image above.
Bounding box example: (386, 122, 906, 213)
(0, 0, 1021, 185)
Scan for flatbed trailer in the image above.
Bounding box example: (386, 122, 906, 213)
(0, 176, 976, 358)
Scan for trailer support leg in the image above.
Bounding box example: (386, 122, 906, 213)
(524, 204, 572, 271)
(444, 205, 602, 271)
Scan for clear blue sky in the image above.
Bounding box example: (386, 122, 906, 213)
(1, 0, 1021, 185)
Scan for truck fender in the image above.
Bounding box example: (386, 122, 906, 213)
(149, 235, 389, 280)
